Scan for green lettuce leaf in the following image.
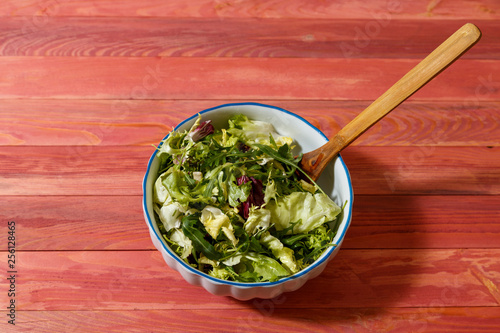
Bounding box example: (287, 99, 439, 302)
(227, 173, 251, 208)
(260, 231, 298, 273)
(162, 169, 211, 205)
(266, 192, 341, 234)
(243, 207, 271, 235)
(237, 252, 289, 282)
(169, 229, 193, 259)
(227, 115, 292, 147)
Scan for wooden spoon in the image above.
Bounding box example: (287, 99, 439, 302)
(299, 23, 482, 182)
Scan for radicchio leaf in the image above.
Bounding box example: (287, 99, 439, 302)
(189, 120, 214, 142)
(237, 175, 265, 219)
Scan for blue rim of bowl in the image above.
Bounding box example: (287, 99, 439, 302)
(142, 102, 353, 288)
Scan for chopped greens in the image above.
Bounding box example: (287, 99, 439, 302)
(153, 114, 343, 283)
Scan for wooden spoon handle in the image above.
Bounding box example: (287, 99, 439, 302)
(301, 23, 481, 181)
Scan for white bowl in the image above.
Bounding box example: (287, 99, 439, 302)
(142, 102, 353, 300)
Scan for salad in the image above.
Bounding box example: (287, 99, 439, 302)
(153, 114, 343, 283)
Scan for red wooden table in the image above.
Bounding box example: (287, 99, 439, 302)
(1, 1, 500, 332)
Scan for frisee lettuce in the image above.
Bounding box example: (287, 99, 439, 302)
(153, 114, 343, 282)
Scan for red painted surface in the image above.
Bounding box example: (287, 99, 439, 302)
(0, 1, 499, 331)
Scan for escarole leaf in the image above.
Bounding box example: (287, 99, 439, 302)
(228, 173, 251, 208)
(181, 214, 221, 261)
(266, 192, 341, 234)
(260, 231, 298, 273)
(227, 115, 291, 147)
(239, 253, 289, 282)
(162, 169, 211, 205)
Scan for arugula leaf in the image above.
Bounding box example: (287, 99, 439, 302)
(254, 143, 299, 169)
(181, 214, 221, 261)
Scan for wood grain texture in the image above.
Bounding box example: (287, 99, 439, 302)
(0, 0, 498, 330)
(1, 146, 498, 195)
(0, 17, 498, 59)
(1, 249, 498, 310)
(347, 195, 500, 249)
(1, 0, 499, 20)
(1, 195, 498, 251)
(1, 99, 499, 147)
(0, 57, 498, 101)
(0, 196, 152, 251)
(1, 308, 500, 333)
(0, 146, 150, 196)
(344, 146, 500, 195)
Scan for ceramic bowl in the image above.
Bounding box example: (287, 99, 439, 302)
(142, 102, 353, 300)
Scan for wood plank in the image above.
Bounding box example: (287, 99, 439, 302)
(1, 195, 498, 251)
(0, 99, 184, 146)
(1, 308, 500, 332)
(0, 196, 152, 251)
(0, 57, 498, 101)
(0, 146, 150, 196)
(1, 249, 499, 310)
(0, 146, 498, 196)
(346, 195, 500, 249)
(1, 0, 499, 20)
(0, 17, 497, 59)
(1, 99, 499, 147)
(343, 146, 500, 195)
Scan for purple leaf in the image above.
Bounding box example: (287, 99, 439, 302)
(237, 175, 265, 219)
(190, 120, 214, 142)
